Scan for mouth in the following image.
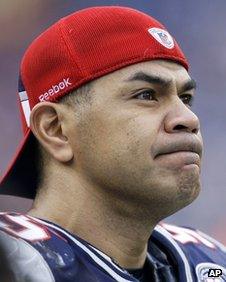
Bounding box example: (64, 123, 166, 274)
(155, 151, 201, 169)
(154, 140, 202, 169)
(154, 140, 202, 159)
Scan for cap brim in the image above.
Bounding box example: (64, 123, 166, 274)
(0, 130, 38, 199)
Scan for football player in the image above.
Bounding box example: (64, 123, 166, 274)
(0, 6, 226, 282)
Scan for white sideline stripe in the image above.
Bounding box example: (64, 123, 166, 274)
(35, 218, 134, 282)
(89, 244, 125, 272)
(19, 91, 28, 101)
(19, 91, 31, 127)
(155, 225, 193, 282)
(21, 100, 31, 127)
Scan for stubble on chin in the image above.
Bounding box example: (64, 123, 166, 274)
(177, 169, 201, 205)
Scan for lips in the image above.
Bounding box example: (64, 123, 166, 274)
(154, 138, 202, 159)
(156, 151, 201, 169)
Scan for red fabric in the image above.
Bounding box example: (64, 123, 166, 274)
(22, 6, 188, 108)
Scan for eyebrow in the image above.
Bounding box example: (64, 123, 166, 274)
(125, 71, 197, 92)
(179, 79, 197, 93)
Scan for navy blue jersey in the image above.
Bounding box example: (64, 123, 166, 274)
(0, 212, 225, 281)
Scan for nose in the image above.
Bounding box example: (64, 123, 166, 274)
(164, 100, 200, 134)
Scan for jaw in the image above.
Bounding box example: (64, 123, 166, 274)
(136, 164, 201, 219)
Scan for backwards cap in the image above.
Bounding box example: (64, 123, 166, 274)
(0, 6, 188, 198)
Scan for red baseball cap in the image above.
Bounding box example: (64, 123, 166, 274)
(0, 6, 188, 199)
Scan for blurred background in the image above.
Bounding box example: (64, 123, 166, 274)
(0, 0, 226, 244)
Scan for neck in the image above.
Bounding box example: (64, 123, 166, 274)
(28, 171, 157, 269)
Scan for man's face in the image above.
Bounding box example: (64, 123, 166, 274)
(70, 60, 203, 220)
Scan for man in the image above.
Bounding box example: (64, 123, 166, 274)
(0, 6, 225, 282)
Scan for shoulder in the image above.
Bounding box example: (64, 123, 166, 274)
(0, 212, 78, 281)
(152, 223, 226, 280)
(158, 223, 226, 257)
(0, 212, 135, 282)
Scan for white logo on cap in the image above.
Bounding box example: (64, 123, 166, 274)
(148, 28, 174, 49)
(39, 78, 72, 102)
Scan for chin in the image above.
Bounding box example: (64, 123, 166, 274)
(161, 183, 200, 220)
(177, 170, 201, 206)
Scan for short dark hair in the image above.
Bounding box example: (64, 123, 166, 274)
(60, 82, 93, 108)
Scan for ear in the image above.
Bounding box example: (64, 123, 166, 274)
(30, 102, 74, 163)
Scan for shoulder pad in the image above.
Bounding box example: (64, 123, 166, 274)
(0, 229, 54, 281)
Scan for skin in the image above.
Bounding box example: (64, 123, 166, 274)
(28, 60, 203, 269)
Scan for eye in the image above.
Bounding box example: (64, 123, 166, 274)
(134, 89, 157, 101)
(180, 94, 194, 107)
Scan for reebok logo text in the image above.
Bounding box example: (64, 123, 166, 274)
(39, 78, 72, 101)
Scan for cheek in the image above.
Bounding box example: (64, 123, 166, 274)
(74, 110, 169, 196)
(76, 110, 161, 170)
